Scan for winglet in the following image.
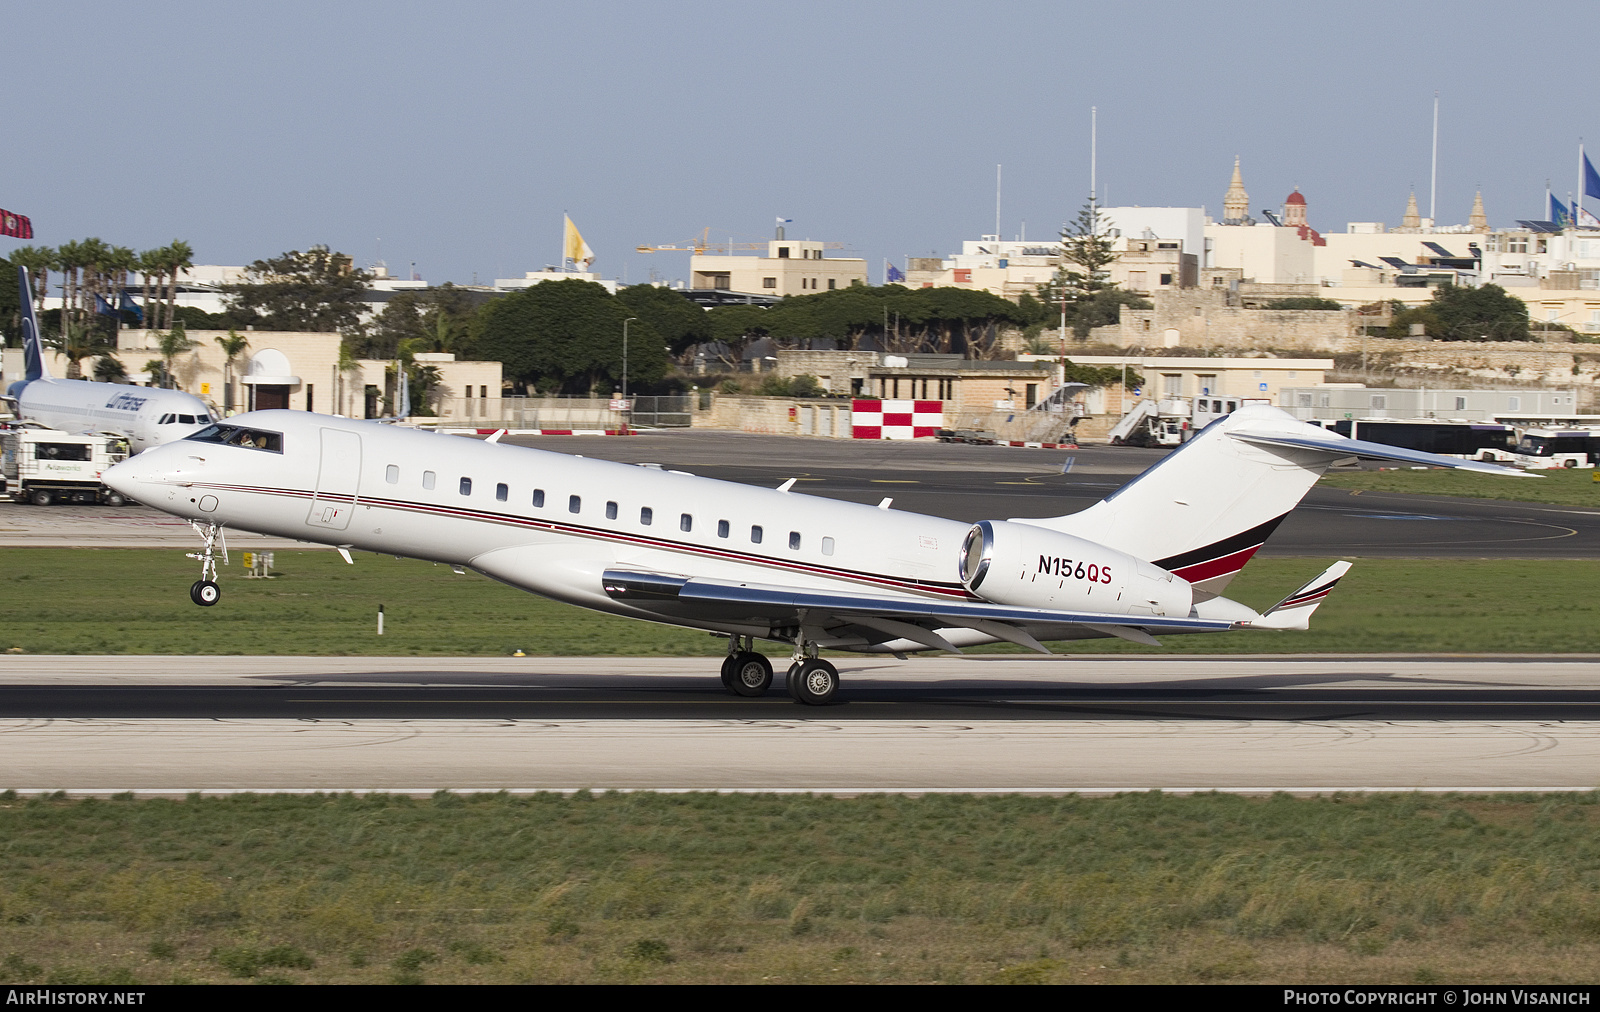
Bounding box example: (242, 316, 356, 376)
(1246, 560, 1352, 631)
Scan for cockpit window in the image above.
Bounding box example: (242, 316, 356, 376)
(185, 424, 284, 453)
(177, 414, 196, 424)
(159, 414, 174, 425)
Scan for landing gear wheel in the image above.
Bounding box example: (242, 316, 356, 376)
(720, 653, 738, 690)
(785, 662, 804, 701)
(103, 492, 127, 507)
(729, 652, 773, 697)
(792, 659, 839, 706)
(190, 580, 221, 607)
(29, 489, 53, 507)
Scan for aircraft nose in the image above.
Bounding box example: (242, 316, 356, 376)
(101, 457, 151, 498)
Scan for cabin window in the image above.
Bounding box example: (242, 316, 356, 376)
(680, 513, 693, 532)
(717, 520, 730, 538)
(789, 532, 801, 550)
(385, 465, 399, 484)
(422, 470, 436, 490)
(606, 501, 618, 520)
(459, 477, 472, 496)
(568, 495, 581, 513)
(640, 506, 653, 525)
(750, 525, 763, 544)
(821, 537, 835, 556)
(532, 489, 545, 508)
(495, 483, 508, 502)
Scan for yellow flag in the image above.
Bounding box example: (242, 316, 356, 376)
(564, 214, 594, 267)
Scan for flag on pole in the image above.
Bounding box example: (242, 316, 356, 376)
(1586, 152, 1600, 202)
(0, 209, 33, 239)
(1581, 206, 1600, 230)
(886, 264, 905, 283)
(94, 293, 117, 317)
(1551, 193, 1572, 227)
(563, 214, 594, 268)
(118, 290, 143, 322)
(776, 217, 792, 226)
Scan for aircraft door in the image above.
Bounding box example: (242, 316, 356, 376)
(307, 428, 361, 531)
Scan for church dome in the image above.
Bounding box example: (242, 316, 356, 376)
(1285, 190, 1306, 205)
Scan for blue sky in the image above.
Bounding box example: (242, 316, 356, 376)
(4, 1, 1594, 287)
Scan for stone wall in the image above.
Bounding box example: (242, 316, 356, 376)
(1112, 291, 1353, 350)
(691, 395, 853, 437)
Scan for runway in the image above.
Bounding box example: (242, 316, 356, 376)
(3, 655, 1600, 793)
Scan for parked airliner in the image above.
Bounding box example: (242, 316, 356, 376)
(101, 402, 1525, 704)
(4, 268, 214, 450)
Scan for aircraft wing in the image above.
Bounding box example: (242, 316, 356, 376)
(600, 569, 1234, 654)
(1228, 430, 1533, 476)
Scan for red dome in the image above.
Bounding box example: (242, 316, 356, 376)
(1285, 190, 1307, 205)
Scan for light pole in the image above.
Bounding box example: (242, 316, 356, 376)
(622, 317, 637, 401)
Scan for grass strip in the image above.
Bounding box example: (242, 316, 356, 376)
(1, 791, 1600, 984)
(0, 549, 1595, 655)
(1319, 467, 1600, 507)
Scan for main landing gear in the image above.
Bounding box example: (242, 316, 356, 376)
(720, 635, 840, 706)
(186, 520, 227, 607)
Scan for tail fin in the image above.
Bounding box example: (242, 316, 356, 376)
(17, 266, 48, 382)
(1015, 404, 1522, 596)
(1246, 560, 1352, 630)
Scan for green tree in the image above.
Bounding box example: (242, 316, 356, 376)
(51, 321, 111, 380)
(157, 323, 198, 389)
(1262, 296, 1345, 310)
(221, 245, 372, 332)
(92, 355, 129, 383)
(1066, 287, 1150, 339)
(616, 284, 711, 355)
(471, 279, 665, 394)
(1426, 283, 1531, 342)
(214, 329, 250, 413)
(704, 304, 772, 366)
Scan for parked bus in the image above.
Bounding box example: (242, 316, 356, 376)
(1327, 419, 1516, 462)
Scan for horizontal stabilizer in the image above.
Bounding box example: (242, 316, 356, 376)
(1246, 560, 1352, 631)
(1229, 430, 1532, 477)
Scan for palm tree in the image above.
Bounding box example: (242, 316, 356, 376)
(214, 329, 249, 414)
(92, 355, 129, 383)
(55, 240, 83, 328)
(162, 240, 194, 331)
(135, 248, 161, 331)
(9, 246, 56, 310)
(54, 321, 104, 380)
(157, 322, 197, 389)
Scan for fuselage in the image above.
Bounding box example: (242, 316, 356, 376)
(15, 377, 214, 450)
(103, 410, 991, 632)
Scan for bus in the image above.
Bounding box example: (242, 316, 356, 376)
(1326, 419, 1516, 462)
(1507, 427, 1600, 469)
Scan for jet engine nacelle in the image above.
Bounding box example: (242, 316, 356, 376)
(958, 520, 1193, 617)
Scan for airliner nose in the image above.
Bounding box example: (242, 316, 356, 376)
(101, 458, 148, 498)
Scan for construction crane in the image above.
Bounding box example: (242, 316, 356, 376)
(635, 227, 844, 255)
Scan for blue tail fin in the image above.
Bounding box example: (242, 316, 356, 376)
(18, 266, 48, 381)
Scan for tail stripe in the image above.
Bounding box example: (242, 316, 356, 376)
(1153, 512, 1289, 574)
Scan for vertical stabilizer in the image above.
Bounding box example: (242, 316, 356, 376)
(17, 266, 49, 381)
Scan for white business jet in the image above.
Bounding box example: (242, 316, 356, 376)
(4, 268, 215, 451)
(101, 404, 1523, 704)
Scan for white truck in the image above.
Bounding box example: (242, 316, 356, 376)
(1108, 396, 1270, 447)
(0, 425, 132, 505)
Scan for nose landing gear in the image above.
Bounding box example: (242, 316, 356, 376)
(186, 520, 227, 607)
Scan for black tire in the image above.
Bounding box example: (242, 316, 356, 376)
(729, 652, 772, 697)
(720, 654, 738, 691)
(103, 492, 127, 507)
(1564, 459, 1578, 468)
(786, 662, 804, 701)
(28, 489, 53, 507)
(190, 580, 221, 607)
(792, 659, 839, 706)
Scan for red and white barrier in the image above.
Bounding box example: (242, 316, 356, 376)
(850, 399, 943, 440)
